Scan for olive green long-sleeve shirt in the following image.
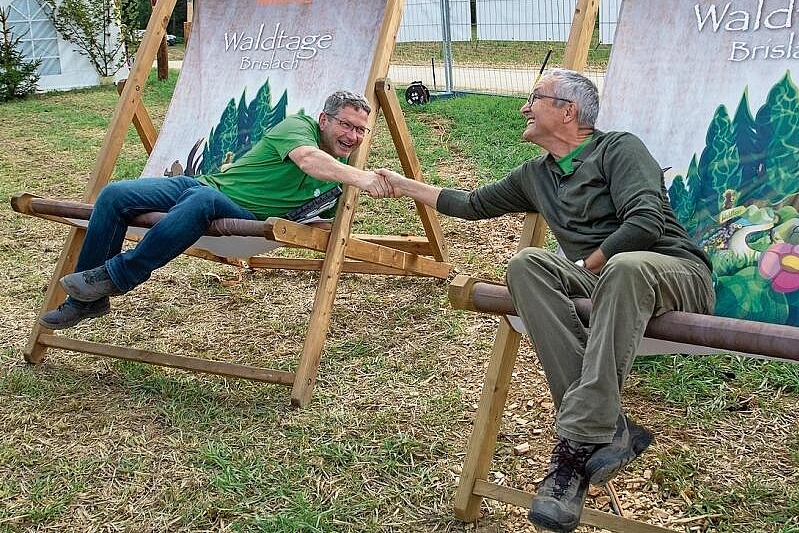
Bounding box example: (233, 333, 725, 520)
(437, 130, 711, 270)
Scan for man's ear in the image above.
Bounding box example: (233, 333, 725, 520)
(563, 102, 577, 124)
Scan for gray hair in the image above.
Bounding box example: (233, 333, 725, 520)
(542, 68, 599, 128)
(323, 90, 372, 116)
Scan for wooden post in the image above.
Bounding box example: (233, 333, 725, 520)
(152, 0, 169, 80)
(290, 0, 406, 407)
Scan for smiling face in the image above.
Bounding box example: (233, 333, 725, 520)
(520, 78, 571, 148)
(317, 105, 370, 159)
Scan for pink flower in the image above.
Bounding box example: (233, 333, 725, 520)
(759, 243, 799, 293)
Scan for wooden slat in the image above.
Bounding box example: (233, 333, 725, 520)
(117, 80, 158, 154)
(39, 334, 295, 385)
(246, 256, 435, 276)
(472, 480, 677, 533)
(375, 78, 449, 262)
(266, 218, 451, 279)
(352, 234, 434, 256)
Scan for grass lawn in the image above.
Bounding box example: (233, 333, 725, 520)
(0, 70, 798, 533)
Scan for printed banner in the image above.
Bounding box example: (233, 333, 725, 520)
(143, 0, 389, 179)
(598, 0, 799, 326)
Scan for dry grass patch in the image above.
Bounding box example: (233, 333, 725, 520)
(1, 82, 798, 532)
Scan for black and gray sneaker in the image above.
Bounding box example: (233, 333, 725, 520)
(60, 265, 122, 302)
(39, 297, 110, 330)
(585, 414, 654, 486)
(528, 438, 595, 533)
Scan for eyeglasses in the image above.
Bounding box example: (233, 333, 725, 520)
(325, 113, 371, 136)
(527, 91, 574, 106)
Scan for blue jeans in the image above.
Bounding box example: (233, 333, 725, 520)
(73, 176, 256, 293)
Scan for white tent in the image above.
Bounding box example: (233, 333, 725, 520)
(2, 0, 128, 92)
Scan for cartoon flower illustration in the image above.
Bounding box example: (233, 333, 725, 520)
(758, 243, 799, 293)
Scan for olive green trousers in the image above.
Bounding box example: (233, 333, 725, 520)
(506, 248, 715, 444)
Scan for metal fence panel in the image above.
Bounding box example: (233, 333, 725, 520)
(476, 0, 576, 41)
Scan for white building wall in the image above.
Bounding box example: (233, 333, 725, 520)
(2, 0, 127, 92)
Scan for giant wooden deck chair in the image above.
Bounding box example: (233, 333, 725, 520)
(10, 0, 450, 407)
(448, 0, 799, 531)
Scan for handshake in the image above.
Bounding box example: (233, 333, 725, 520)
(359, 168, 439, 208)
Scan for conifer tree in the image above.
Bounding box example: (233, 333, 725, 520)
(0, 6, 41, 101)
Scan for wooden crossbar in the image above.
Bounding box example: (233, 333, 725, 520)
(449, 275, 799, 363)
(38, 334, 295, 385)
(10, 193, 448, 278)
(472, 480, 675, 533)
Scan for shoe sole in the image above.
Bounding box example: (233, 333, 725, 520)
(38, 306, 110, 330)
(587, 425, 654, 486)
(528, 510, 579, 533)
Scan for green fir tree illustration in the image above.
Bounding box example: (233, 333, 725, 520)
(200, 79, 289, 175)
(732, 88, 760, 201)
(758, 72, 799, 204)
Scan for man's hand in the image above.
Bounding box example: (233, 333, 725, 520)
(358, 171, 395, 199)
(583, 248, 608, 274)
(375, 168, 443, 207)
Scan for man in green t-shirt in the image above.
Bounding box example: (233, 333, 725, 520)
(378, 69, 715, 532)
(41, 90, 392, 330)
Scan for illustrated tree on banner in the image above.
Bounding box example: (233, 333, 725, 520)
(668, 72, 799, 326)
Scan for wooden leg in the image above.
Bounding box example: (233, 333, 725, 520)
(453, 318, 522, 521)
(290, 185, 359, 407)
(25, 227, 83, 363)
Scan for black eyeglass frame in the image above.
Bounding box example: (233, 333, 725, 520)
(527, 91, 574, 106)
(324, 113, 371, 135)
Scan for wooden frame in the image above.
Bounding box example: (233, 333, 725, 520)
(13, 0, 450, 408)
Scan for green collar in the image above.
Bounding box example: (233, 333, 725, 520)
(556, 135, 594, 175)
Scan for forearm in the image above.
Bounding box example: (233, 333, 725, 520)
(290, 145, 369, 187)
(394, 177, 442, 208)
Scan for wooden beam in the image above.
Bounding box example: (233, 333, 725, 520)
(449, 276, 799, 363)
(266, 218, 451, 279)
(472, 480, 678, 533)
(375, 78, 449, 262)
(116, 80, 158, 154)
(39, 334, 295, 385)
(246, 256, 436, 276)
(563, 0, 600, 71)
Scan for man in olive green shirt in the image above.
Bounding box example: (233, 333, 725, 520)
(378, 69, 714, 532)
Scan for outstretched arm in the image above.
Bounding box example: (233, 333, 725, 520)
(289, 145, 393, 199)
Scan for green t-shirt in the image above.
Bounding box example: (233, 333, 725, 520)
(196, 114, 343, 220)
